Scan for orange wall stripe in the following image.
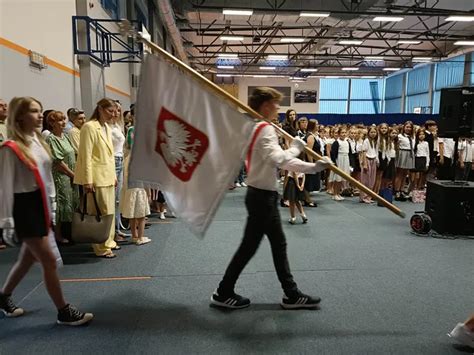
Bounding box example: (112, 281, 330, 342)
(106, 84, 131, 98)
(0, 36, 131, 98)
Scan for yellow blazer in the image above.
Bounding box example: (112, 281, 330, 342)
(74, 120, 116, 187)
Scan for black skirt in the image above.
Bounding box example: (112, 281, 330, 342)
(352, 153, 361, 173)
(13, 189, 48, 239)
(283, 178, 305, 202)
(382, 159, 396, 180)
(378, 152, 389, 172)
(414, 157, 428, 172)
(304, 173, 320, 192)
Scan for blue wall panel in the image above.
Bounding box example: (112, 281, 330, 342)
(319, 79, 350, 100)
(407, 65, 430, 95)
(319, 100, 348, 114)
(385, 74, 404, 99)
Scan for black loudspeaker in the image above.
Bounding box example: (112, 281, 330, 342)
(438, 87, 474, 138)
(425, 180, 474, 235)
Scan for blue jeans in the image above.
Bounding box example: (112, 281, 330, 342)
(114, 156, 124, 232)
(235, 164, 246, 184)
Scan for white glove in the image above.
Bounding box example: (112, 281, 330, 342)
(290, 137, 307, 151)
(314, 156, 333, 172)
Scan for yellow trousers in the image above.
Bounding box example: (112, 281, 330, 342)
(85, 185, 117, 256)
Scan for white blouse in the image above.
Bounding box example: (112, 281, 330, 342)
(438, 138, 455, 159)
(459, 140, 473, 163)
(398, 134, 414, 151)
(110, 123, 125, 158)
(415, 141, 430, 167)
(246, 124, 327, 191)
(362, 138, 378, 159)
(337, 139, 350, 154)
(0, 134, 55, 229)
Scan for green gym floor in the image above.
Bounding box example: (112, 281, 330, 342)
(0, 189, 473, 354)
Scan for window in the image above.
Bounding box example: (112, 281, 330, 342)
(432, 55, 465, 113)
(349, 79, 384, 113)
(406, 65, 431, 113)
(384, 73, 404, 113)
(319, 79, 349, 114)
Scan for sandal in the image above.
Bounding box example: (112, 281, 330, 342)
(98, 252, 116, 259)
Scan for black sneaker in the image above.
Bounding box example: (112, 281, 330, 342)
(210, 290, 250, 309)
(57, 304, 93, 326)
(0, 293, 24, 318)
(281, 291, 321, 310)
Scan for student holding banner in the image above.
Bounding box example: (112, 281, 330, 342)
(211, 87, 332, 310)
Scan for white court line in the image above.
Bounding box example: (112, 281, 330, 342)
(17, 281, 44, 306)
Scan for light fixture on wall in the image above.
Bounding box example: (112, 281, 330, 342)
(28, 50, 48, 70)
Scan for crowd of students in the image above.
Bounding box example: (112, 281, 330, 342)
(270, 109, 474, 218)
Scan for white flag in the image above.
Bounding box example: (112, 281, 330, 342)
(128, 55, 256, 236)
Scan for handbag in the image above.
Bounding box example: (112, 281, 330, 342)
(377, 188, 393, 206)
(71, 191, 114, 244)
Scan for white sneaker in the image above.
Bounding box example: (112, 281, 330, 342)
(288, 217, 296, 225)
(136, 237, 152, 246)
(448, 323, 474, 348)
(235, 182, 242, 187)
(241, 182, 247, 187)
(159, 212, 166, 220)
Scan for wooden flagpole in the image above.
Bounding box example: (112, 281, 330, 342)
(125, 25, 405, 219)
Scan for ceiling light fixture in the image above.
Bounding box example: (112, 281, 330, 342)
(267, 55, 288, 60)
(445, 16, 474, 22)
(454, 41, 474, 46)
(280, 38, 305, 43)
(218, 53, 239, 59)
(383, 68, 401, 71)
(342, 67, 359, 71)
(397, 40, 422, 44)
(364, 56, 384, 61)
(339, 39, 363, 45)
(217, 65, 234, 69)
(253, 75, 269, 78)
(217, 74, 232, 77)
(300, 68, 318, 72)
(373, 16, 404, 22)
(220, 36, 244, 41)
(299, 12, 330, 17)
(412, 57, 432, 62)
(259, 66, 276, 70)
(222, 9, 253, 16)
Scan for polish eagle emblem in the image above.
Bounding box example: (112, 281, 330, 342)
(155, 107, 209, 182)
